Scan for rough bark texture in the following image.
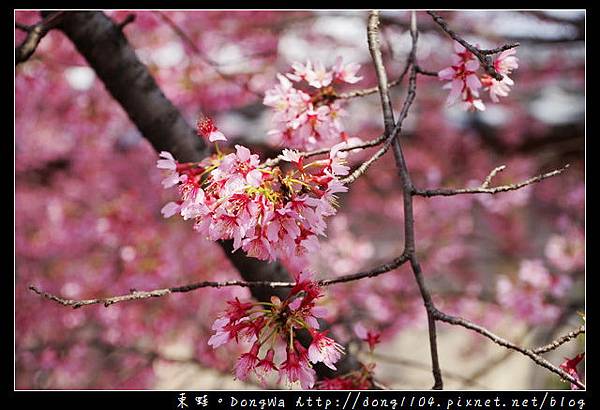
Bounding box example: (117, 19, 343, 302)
(44, 10, 360, 378)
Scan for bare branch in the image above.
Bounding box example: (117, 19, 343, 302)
(426, 11, 519, 81)
(29, 254, 409, 308)
(481, 165, 507, 188)
(533, 325, 585, 355)
(414, 164, 569, 197)
(460, 330, 530, 388)
(415, 65, 438, 76)
(432, 309, 586, 389)
(367, 10, 444, 390)
(15, 12, 65, 65)
(15, 22, 33, 32)
(480, 43, 522, 55)
(336, 72, 405, 100)
(341, 138, 394, 184)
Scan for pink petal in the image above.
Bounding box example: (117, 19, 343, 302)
(209, 131, 227, 142)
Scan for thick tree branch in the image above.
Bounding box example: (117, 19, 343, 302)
(45, 11, 207, 163)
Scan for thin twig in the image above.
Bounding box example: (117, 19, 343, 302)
(16, 12, 65, 65)
(415, 65, 438, 76)
(481, 165, 506, 188)
(533, 325, 585, 355)
(336, 71, 406, 100)
(432, 309, 585, 389)
(15, 22, 33, 32)
(413, 164, 569, 197)
(29, 254, 409, 308)
(341, 138, 394, 184)
(426, 11, 519, 81)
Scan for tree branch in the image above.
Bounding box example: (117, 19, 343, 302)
(413, 164, 570, 197)
(367, 10, 444, 390)
(532, 325, 585, 355)
(432, 309, 585, 389)
(15, 12, 65, 65)
(28, 254, 409, 308)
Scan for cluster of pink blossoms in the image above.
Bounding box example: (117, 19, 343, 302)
(208, 271, 345, 388)
(157, 118, 350, 267)
(264, 57, 363, 150)
(438, 42, 519, 111)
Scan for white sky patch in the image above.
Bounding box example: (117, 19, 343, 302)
(312, 15, 365, 46)
(530, 86, 584, 125)
(152, 41, 185, 68)
(470, 11, 579, 41)
(277, 34, 313, 63)
(278, 21, 366, 66)
(479, 105, 510, 127)
(211, 43, 243, 66)
(64, 66, 96, 91)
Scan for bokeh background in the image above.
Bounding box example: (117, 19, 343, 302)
(15, 10, 584, 389)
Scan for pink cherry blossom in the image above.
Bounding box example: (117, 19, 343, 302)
(438, 42, 485, 111)
(279, 344, 316, 389)
(354, 323, 381, 351)
(480, 49, 518, 102)
(254, 348, 278, 385)
(307, 329, 345, 370)
(559, 353, 584, 389)
(160, 201, 181, 218)
(233, 342, 260, 381)
(332, 56, 363, 84)
(264, 58, 363, 150)
(197, 117, 227, 142)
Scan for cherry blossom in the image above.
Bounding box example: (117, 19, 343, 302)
(438, 42, 519, 110)
(354, 323, 381, 351)
(438, 42, 485, 111)
(197, 117, 226, 142)
(481, 48, 519, 102)
(308, 329, 345, 370)
(157, 120, 351, 268)
(234, 342, 261, 381)
(207, 270, 343, 388)
(559, 353, 584, 389)
(264, 58, 363, 150)
(280, 344, 316, 389)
